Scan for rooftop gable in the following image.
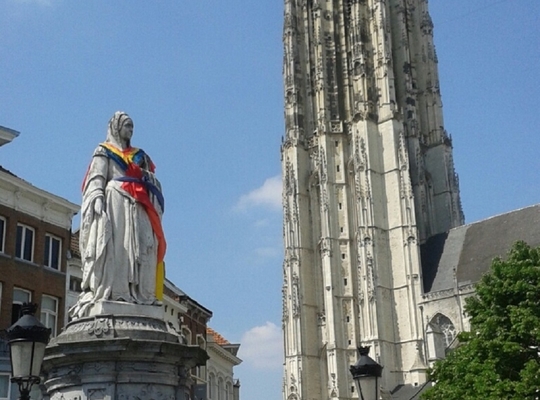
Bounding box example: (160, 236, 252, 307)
(421, 204, 540, 293)
(0, 165, 79, 229)
(0, 125, 19, 147)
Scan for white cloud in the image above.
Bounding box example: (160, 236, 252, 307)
(236, 175, 282, 211)
(240, 322, 283, 370)
(254, 218, 270, 228)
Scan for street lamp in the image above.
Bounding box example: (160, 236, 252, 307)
(350, 346, 383, 400)
(4, 303, 51, 400)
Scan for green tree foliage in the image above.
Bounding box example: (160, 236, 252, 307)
(422, 241, 540, 400)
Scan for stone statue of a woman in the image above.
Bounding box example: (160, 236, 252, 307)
(70, 111, 166, 319)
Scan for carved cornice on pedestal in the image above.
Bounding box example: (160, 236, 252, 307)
(43, 312, 208, 400)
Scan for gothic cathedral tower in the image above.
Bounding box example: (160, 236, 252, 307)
(281, 1, 464, 398)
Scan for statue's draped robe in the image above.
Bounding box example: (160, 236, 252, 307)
(71, 143, 166, 318)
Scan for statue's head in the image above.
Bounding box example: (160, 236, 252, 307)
(107, 111, 133, 148)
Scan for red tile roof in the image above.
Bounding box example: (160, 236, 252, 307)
(207, 327, 230, 346)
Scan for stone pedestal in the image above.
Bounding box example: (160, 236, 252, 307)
(42, 303, 208, 400)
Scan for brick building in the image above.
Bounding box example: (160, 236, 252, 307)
(0, 126, 78, 399)
(163, 284, 243, 400)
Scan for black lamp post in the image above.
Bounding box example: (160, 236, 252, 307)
(4, 303, 51, 400)
(350, 346, 383, 400)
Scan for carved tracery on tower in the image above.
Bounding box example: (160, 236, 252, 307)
(282, 0, 464, 397)
(291, 273, 300, 317)
(283, 161, 300, 257)
(318, 146, 329, 212)
(283, 159, 301, 329)
(282, 269, 289, 323)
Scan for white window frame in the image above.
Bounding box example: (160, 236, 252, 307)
(225, 382, 232, 400)
(0, 373, 11, 400)
(218, 377, 224, 400)
(0, 216, 6, 254)
(15, 224, 35, 262)
(182, 326, 192, 345)
(44, 233, 62, 270)
(196, 333, 206, 348)
(41, 295, 59, 337)
(12, 287, 31, 325)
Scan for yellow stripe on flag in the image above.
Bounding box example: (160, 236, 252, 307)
(156, 261, 165, 300)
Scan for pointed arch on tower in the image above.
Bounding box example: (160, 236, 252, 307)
(429, 313, 457, 348)
(425, 313, 457, 363)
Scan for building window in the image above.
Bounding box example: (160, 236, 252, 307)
(41, 295, 58, 337)
(0, 374, 10, 400)
(0, 217, 5, 253)
(431, 313, 457, 348)
(12, 287, 31, 325)
(182, 327, 192, 345)
(0, 338, 8, 359)
(225, 382, 232, 400)
(44, 234, 62, 269)
(208, 373, 215, 399)
(196, 334, 206, 348)
(15, 224, 34, 262)
(69, 276, 82, 292)
(218, 378, 224, 400)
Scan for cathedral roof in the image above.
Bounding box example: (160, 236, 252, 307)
(421, 204, 540, 293)
(389, 382, 433, 399)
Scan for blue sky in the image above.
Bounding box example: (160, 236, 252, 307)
(0, 1, 538, 399)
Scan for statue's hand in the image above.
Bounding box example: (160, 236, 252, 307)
(94, 197, 103, 215)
